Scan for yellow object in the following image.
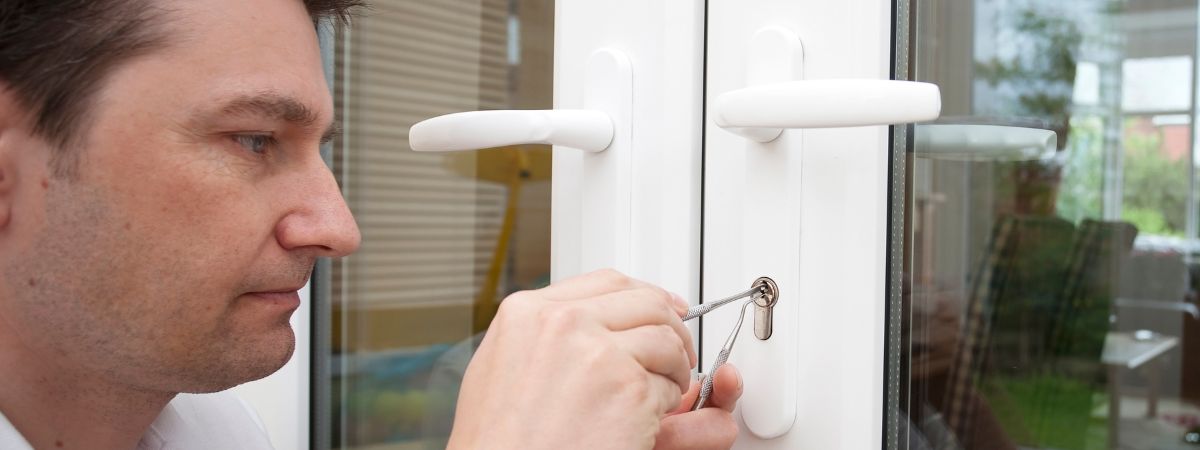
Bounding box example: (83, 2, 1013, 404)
(443, 145, 551, 334)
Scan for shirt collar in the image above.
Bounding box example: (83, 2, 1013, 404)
(0, 409, 34, 450)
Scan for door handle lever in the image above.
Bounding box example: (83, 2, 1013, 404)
(714, 79, 942, 142)
(409, 109, 614, 153)
(407, 48, 635, 276)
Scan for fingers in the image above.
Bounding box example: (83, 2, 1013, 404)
(613, 326, 693, 394)
(520, 269, 700, 415)
(535, 269, 690, 316)
(534, 268, 649, 300)
(653, 408, 739, 450)
(594, 288, 695, 362)
(563, 288, 696, 367)
(668, 364, 742, 416)
(707, 364, 743, 413)
(653, 367, 742, 449)
(581, 288, 686, 330)
(667, 376, 702, 416)
(646, 371, 687, 416)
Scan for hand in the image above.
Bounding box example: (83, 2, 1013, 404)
(654, 364, 742, 450)
(447, 269, 697, 450)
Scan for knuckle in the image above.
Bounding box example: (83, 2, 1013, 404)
(577, 337, 612, 370)
(590, 268, 632, 288)
(636, 375, 657, 401)
(655, 325, 687, 356)
(661, 298, 679, 320)
(494, 291, 536, 323)
(498, 290, 534, 310)
(633, 284, 669, 301)
(655, 324, 683, 345)
(538, 303, 583, 334)
(626, 287, 674, 316)
(679, 326, 695, 347)
(647, 284, 672, 302)
(620, 370, 652, 401)
(645, 288, 677, 315)
(660, 376, 684, 410)
(675, 342, 691, 367)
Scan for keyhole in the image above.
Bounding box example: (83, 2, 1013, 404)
(752, 276, 779, 340)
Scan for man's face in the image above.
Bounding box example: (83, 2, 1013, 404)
(0, 0, 360, 393)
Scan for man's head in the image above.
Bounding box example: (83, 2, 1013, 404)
(0, 0, 362, 393)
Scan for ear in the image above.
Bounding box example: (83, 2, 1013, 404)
(0, 154, 8, 229)
(0, 84, 38, 231)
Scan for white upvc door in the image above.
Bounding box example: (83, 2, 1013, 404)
(411, 1, 928, 447)
(549, 1, 931, 447)
(691, 0, 930, 446)
(700, 0, 905, 448)
(549, 0, 707, 322)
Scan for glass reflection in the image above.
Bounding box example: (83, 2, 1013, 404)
(327, 1, 553, 448)
(901, 0, 1200, 448)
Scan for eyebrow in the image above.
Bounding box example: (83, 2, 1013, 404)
(212, 92, 341, 144)
(321, 121, 342, 145)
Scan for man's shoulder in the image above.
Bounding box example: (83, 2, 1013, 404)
(138, 391, 275, 450)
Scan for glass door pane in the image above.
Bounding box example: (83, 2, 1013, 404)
(895, 1, 1200, 448)
(326, 1, 553, 448)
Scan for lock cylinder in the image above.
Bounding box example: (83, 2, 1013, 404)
(752, 276, 779, 340)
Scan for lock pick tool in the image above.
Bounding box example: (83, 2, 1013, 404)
(682, 283, 766, 321)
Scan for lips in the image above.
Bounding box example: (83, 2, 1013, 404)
(245, 289, 302, 308)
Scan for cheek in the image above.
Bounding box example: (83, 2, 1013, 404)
(4, 183, 187, 362)
(90, 127, 267, 227)
(96, 166, 279, 305)
(84, 94, 282, 255)
(82, 131, 286, 291)
(116, 150, 272, 239)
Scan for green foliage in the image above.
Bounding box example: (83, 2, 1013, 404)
(987, 374, 1108, 450)
(1057, 117, 1192, 238)
(1121, 206, 1171, 235)
(1120, 119, 1189, 237)
(975, 5, 1085, 215)
(975, 6, 1081, 131)
(1057, 116, 1106, 223)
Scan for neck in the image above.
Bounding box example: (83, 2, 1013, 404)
(0, 321, 173, 450)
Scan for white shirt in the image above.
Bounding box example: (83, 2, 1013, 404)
(0, 391, 274, 450)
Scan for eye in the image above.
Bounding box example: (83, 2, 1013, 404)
(231, 134, 276, 155)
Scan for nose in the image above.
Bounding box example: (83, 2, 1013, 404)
(275, 158, 361, 257)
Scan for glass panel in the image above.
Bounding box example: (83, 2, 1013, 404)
(325, 1, 553, 448)
(895, 1, 1200, 448)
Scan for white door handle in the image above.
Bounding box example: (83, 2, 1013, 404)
(406, 48, 635, 275)
(409, 109, 614, 153)
(714, 79, 942, 142)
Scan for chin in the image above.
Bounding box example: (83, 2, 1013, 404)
(180, 326, 296, 393)
(241, 326, 298, 379)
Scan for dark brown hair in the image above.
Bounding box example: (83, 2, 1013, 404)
(0, 0, 363, 173)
